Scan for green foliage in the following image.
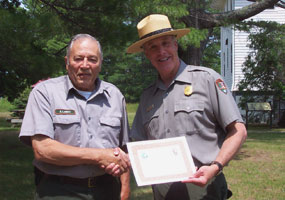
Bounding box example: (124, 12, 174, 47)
(201, 27, 221, 72)
(182, 28, 209, 48)
(237, 21, 285, 126)
(132, 0, 188, 18)
(0, 0, 20, 10)
(100, 49, 157, 103)
(0, 7, 65, 101)
(27, 0, 134, 49)
(12, 87, 32, 113)
(0, 0, 230, 102)
(0, 97, 15, 112)
(238, 21, 285, 98)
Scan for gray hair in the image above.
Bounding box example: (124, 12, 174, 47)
(66, 34, 103, 65)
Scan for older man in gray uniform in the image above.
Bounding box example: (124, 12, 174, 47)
(127, 14, 247, 200)
(19, 34, 130, 200)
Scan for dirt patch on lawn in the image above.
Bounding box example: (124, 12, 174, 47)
(234, 148, 273, 163)
(0, 112, 11, 118)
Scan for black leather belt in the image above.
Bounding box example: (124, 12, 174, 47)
(46, 174, 103, 188)
(36, 168, 116, 188)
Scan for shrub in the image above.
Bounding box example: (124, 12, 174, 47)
(0, 97, 15, 112)
(11, 87, 32, 117)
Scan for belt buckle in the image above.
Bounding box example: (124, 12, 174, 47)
(88, 177, 96, 188)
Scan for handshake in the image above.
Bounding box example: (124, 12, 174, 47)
(99, 147, 130, 177)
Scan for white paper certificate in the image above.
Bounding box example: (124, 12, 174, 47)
(127, 136, 196, 186)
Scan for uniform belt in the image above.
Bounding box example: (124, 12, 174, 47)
(42, 172, 115, 188)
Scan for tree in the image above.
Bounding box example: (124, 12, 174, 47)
(0, 5, 68, 101)
(1, 0, 283, 102)
(100, 51, 157, 102)
(236, 21, 285, 127)
(27, 0, 135, 49)
(237, 21, 285, 102)
(0, 0, 20, 10)
(27, 0, 283, 66)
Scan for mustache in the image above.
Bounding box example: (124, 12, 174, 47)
(77, 69, 92, 75)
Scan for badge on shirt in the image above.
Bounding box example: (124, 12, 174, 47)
(184, 85, 192, 96)
(215, 79, 227, 94)
(55, 109, 76, 115)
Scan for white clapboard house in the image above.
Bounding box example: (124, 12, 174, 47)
(221, 0, 285, 93)
(220, 0, 285, 123)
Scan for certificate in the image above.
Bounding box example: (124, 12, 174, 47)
(127, 136, 196, 186)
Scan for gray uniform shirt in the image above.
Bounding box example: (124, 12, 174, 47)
(131, 60, 243, 166)
(19, 75, 129, 178)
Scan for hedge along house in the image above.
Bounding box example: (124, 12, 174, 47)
(220, 0, 285, 125)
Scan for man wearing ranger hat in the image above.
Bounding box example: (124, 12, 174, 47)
(128, 14, 247, 200)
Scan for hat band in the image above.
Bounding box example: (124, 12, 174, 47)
(140, 28, 173, 40)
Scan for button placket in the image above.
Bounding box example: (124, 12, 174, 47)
(163, 90, 172, 137)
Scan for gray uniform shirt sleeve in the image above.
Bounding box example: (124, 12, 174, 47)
(207, 69, 244, 131)
(20, 84, 54, 146)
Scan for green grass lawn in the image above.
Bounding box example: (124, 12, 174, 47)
(127, 103, 139, 126)
(224, 129, 285, 200)
(0, 108, 285, 200)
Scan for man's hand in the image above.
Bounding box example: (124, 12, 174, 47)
(100, 147, 130, 176)
(181, 164, 219, 187)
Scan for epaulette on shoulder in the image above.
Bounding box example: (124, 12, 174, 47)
(187, 65, 217, 75)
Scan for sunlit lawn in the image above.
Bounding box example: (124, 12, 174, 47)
(224, 128, 285, 200)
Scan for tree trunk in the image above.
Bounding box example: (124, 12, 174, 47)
(179, 28, 213, 66)
(179, 45, 202, 65)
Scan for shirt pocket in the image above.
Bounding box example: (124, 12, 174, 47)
(142, 110, 160, 139)
(99, 116, 121, 148)
(53, 115, 81, 146)
(174, 100, 204, 135)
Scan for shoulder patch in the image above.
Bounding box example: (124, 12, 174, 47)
(215, 79, 227, 94)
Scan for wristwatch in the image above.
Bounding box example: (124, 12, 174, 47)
(210, 161, 223, 176)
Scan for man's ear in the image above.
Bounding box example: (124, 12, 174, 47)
(143, 48, 150, 60)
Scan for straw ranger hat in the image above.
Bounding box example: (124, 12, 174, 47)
(127, 14, 190, 54)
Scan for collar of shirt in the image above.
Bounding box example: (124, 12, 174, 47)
(152, 60, 191, 95)
(64, 75, 110, 100)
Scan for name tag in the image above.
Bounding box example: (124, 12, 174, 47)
(55, 109, 76, 115)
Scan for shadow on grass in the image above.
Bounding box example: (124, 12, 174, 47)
(232, 146, 251, 161)
(0, 131, 35, 200)
(233, 127, 285, 161)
